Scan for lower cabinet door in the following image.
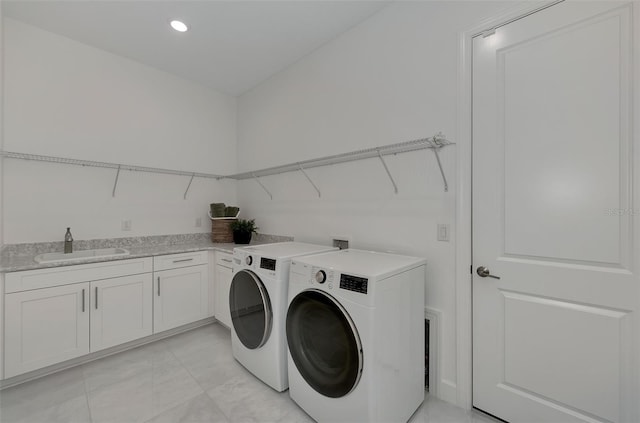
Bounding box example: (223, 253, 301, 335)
(4, 282, 90, 378)
(90, 274, 153, 352)
(154, 265, 209, 333)
(215, 264, 233, 328)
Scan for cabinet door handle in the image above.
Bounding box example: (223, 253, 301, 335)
(95, 287, 99, 309)
(173, 258, 194, 263)
(82, 289, 86, 312)
(221, 258, 232, 263)
(157, 277, 161, 296)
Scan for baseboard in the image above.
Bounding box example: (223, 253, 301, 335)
(439, 379, 459, 404)
(0, 317, 217, 390)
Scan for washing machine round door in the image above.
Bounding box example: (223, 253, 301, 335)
(286, 289, 363, 398)
(229, 270, 272, 349)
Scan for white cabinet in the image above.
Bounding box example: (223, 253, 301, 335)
(153, 251, 208, 271)
(2, 251, 213, 379)
(4, 258, 152, 293)
(207, 251, 216, 318)
(153, 252, 209, 333)
(5, 282, 90, 378)
(4, 257, 152, 378)
(90, 274, 153, 352)
(5, 274, 152, 377)
(214, 251, 233, 328)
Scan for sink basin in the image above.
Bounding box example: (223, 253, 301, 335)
(35, 248, 130, 264)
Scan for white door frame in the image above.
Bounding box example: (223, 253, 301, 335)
(454, 0, 586, 410)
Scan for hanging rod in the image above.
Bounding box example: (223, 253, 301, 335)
(225, 133, 454, 191)
(0, 151, 224, 179)
(1, 134, 454, 194)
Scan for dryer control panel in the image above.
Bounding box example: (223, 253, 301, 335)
(339, 274, 368, 294)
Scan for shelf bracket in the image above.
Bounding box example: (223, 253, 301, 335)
(432, 147, 449, 192)
(298, 163, 321, 198)
(183, 173, 195, 200)
(377, 150, 398, 194)
(252, 173, 273, 200)
(112, 165, 121, 197)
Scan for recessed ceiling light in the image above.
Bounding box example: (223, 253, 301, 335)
(170, 20, 188, 32)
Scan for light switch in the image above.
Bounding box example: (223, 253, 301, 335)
(437, 224, 449, 242)
(121, 220, 132, 231)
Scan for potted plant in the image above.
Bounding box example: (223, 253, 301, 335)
(230, 219, 258, 244)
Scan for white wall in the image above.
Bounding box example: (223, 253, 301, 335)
(1, 8, 5, 248)
(2, 18, 237, 243)
(237, 1, 508, 402)
(0, 3, 5, 381)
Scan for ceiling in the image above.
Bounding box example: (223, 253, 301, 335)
(2, 0, 391, 95)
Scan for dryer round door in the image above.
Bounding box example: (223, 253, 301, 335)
(229, 270, 273, 350)
(286, 289, 363, 398)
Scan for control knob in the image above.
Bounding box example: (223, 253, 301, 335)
(246, 256, 253, 266)
(315, 270, 327, 284)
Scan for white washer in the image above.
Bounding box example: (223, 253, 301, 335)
(286, 249, 426, 422)
(230, 242, 337, 392)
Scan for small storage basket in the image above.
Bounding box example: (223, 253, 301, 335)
(209, 210, 240, 243)
(211, 219, 235, 243)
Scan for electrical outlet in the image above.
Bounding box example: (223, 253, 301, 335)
(437, 224, 449, 242)
(195, 217, 202, 227)
(333, 238, 349, 250)
(121, 220, 132, 231)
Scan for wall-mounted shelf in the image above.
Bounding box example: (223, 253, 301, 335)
(225, 133, 454, 197)
(0, 133, 454, 200)
(0, 151, 223, 199)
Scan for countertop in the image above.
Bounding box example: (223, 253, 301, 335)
(0, 233, 292, 273)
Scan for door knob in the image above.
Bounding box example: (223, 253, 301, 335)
(476, 266, 501, 279)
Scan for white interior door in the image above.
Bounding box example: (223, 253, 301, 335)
(472, 2, 639, 422)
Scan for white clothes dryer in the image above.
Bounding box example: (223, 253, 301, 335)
(286, 249, 426, 422)
(230, 242, 337, 392)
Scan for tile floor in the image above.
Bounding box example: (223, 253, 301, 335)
(0, 324, 499, 423)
